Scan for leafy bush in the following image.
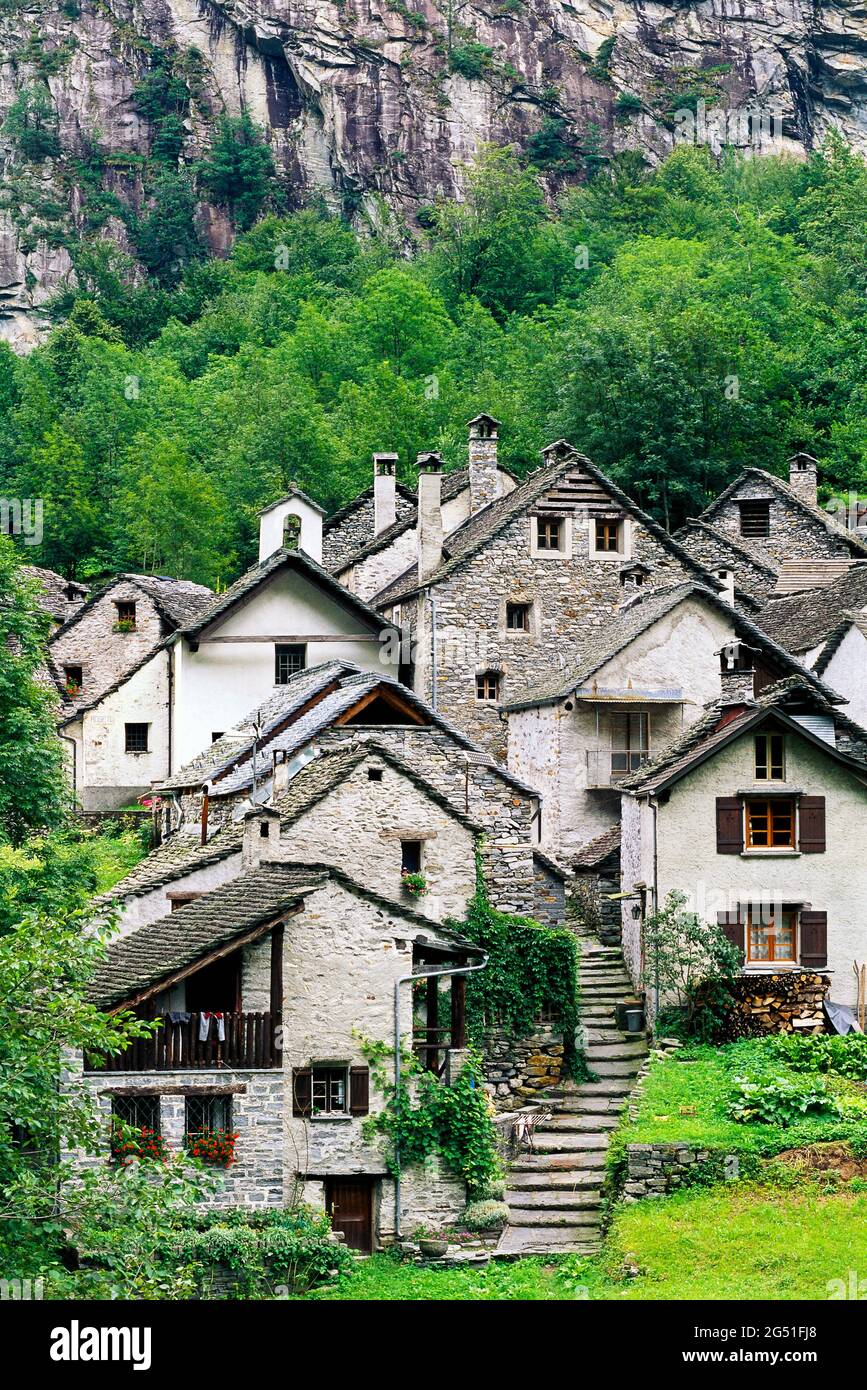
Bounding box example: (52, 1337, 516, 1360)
(448, 44, 493, 80)
(643, 891, 742, 1039)
(767, 1033, 867, 1081)
(172, 1206, 352, 1295)
(461, 1198, 509, 1230)
(728, 1073, 839, 1127)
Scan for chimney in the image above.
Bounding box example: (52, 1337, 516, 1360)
(788, 452, 818, 507)
(416, 452, 443, 584)
(716, 569, 735, 606)
(718, 639, 757, 707)
(373, 453, 398, 535)
(242, 805, 281, 870)
(467, 414, 501, 515)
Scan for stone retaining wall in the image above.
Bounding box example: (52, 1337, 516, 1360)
(621, 1142, 716, 1201)
(482, 1023, 564, 1112)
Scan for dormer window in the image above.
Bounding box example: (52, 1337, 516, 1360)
(738, 500, 770, 538)
(755, 732, 784, 781)
(114, 600, 136, 631)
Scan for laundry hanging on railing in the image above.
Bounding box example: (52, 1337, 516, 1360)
(199, 1011, 226, 1042)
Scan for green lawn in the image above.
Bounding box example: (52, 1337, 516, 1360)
(89, 827, 149, 892)
(308, 1184, 867, 1300)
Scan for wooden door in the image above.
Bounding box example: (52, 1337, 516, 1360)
(327, 1178, 374, 1253)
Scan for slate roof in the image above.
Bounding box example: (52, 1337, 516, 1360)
(323, 480, 417, 536)
(49, 573, 213, 645)
(756, 565, 867, 656)
(673, 519, 779, 580)
(371, 449, 725, 609)
(258, 486, 326, 517)
(177, 547, 399, 641)
(88, 861, 481, 1009)
(773, 559, 856, 595)
(21, 566, 88, 622)
(573, 825, 621, 870)
(331, 467, 479, 576)
(696, 467, 867, 558)
(94, 826, 244, 907)
(505, 581, 842, 711)
(157, 660, 357, 792)
(619, 677, 867, 797)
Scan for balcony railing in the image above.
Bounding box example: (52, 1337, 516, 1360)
(84, 1011, 277, 1073)
(586, 749, 648, 789)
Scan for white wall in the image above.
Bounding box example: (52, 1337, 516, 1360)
(172, 568, 398, 768)
(817, 626, 867, 728)
(73, 651, 169, 810)
(258, 494, 324, 563)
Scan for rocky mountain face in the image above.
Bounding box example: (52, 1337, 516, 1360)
(1, 0, 866, 348)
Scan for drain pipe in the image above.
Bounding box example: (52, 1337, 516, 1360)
(392, 953, 488, 1242)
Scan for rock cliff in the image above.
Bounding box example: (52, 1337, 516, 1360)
(1, 0, 866, 346)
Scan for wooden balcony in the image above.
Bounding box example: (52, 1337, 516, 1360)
(84, 1011, 277, 1073)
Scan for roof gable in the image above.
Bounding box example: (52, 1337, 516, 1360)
(697, 467, 867, 558)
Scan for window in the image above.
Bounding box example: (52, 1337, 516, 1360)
(275, 643, 306, 684)
(114, 600, 137, 628)
(112, 1094, 160, 1133)
(610, 713, 649, 775)
(400, 840, 423, 875)
(476, 671, 500, 701)
(211, 732, 224, 743)
(125, 722, 149, 753)
(312, 1066, 348, 1116)
(747, 907, 797, 963)
(755, 732, 784, 781)
(168, 891, 203, 912)
(536, 517, 563, 551)
(595, 519, 622, 553)
(185, 1094, 232, 1136)
(738, 500, 771, 538)
(745, 798, 795, 849)
(63, 664, 82, 694)
(367, 767, 384, 782)
(506, 602, 531, 632)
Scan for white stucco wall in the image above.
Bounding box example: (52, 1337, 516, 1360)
(110, 851, 245, 939)
(818, 626, 867, 728)
(71, 651, 170, 810)
(171, 568, 398, 767)
(622, 726, 867, 1008)
(258, 494, 324, 563)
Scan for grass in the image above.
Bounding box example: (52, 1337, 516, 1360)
(89, 828, 149, 892)
(307, 1183, 867, 1300)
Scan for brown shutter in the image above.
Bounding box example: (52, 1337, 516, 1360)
(292, 1067, 312, 1117)
(717, 909, 745, 956)
(799, 796, 826, 853)
(349, 1067, 369, 1116)
(716, 797, 742, 853)
(799, 911, 828, 969)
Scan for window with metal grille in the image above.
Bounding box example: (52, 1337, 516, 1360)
(738, 500, 771, 538)
(125, 722, 149, 753)
(745, 798, 795, 848)
(755, 732, 785, 781)
(275, 643, 306, 684)
(536, 517, 563, 551)
(506, 602, 530, 632)
(185, 1094, 232, 1136)
(112, 1094, 160, 1133)
(114, 600, 136, 627)
(311, 1066, 347, 1116)
(475, 671, 500, 701)
(595, 519, 622, 552)
(610, 713, 649, 775)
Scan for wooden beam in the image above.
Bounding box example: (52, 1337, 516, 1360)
(451, 969, 467, 1049)
(199, 633, 384, 645)
(270, 924, 284, 1024)
(334, 686, 427, 726)
(426, 974, 439, 1073)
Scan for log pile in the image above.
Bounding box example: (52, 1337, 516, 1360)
(726, 971, 830, 1036)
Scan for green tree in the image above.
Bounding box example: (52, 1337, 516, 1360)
(3, 84, 60, 161)
(199, 112, 276, 231)
(132, 170, 202, 286)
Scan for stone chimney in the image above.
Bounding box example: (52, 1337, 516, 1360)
(373, 453, 398, 535)
(716, 569, 736, 606)
(788, 452, 818, 507)
(416, 452, 444, 584)
(242, 805, 281, 870)
(467, 414, 501, 515)
(718, 639, 757, 706)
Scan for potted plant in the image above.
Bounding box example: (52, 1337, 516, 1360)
(113, 617, 136, 634)
(413, 1226, 448, 1258)
(401, 871, 428, 899)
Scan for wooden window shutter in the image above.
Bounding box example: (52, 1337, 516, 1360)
(717, 909, 745, 956)
(799, 911, 828, 969)
(349, 1066, 370, 1116)
(716, 797, 742, 854)
(292, 1067, 312, 1117)
(799, 796, 826, 853)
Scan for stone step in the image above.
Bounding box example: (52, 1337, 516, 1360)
(580, 989, 636, 1002)
(530, 1141, 607, 1164)
(584, 1028, 638, 1043)
(505, 1169, 603, 1190)
(566, 1080, 634, 1097)
(509, 1151, 607, 1172)
(505, 1209, 601, 1228)
(584, 1041, 647, 1059)
(505, 1188, 603, 1210)
(543, 1113, 620, 1131)
(495, 1227, 601, 1257)
(587, 1059, 644, 1078)
(557, 1095, 629, 1114)
(579, 968, 633, 981)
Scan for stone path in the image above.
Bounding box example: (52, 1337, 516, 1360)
(496, 943, 647, 1258)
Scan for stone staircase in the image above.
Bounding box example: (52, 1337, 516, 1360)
(496, 943, 646, 1258)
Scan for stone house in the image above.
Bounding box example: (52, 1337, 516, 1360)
(504, 580, 838, 856)
(756, 565, 867, 728)
(680, 454, 867, 603)
(50, 573, 214, 811)
(75, 824, 484, 1248)
(22, 565, 88, 625)
(618, 668, 867, 1012)
(155, 660, 551, 921)
(371, 438, 727, 764)
(326, 418, 518, 602)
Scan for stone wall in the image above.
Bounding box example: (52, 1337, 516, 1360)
(322, 490, 415, 573)
(675, 521, 777, 608)
(532, 856, 567, 927)
(481, 1023, 565, 1112)
(621, 1142, 716, 1201)
(708, 475, 852, 569)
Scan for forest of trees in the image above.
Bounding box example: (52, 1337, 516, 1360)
(1, 136, 865, 589)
